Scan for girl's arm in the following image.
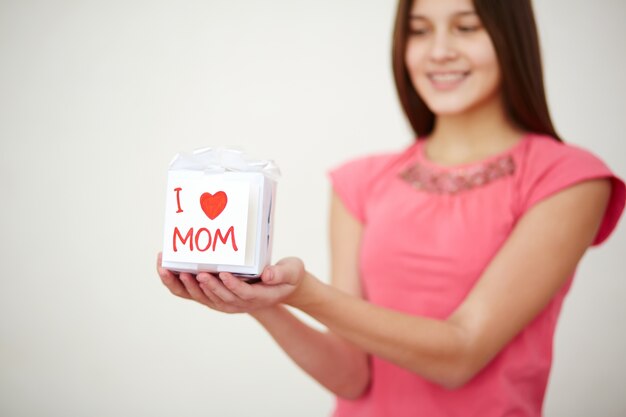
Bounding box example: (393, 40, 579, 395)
(248, 306, 369, 399)
(246, 193, 370, 398)
(168, 179, 611, 389)
(157, 192, 370, 399)
(285, 179, 611, 388)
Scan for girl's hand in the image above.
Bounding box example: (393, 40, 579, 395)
(156, 253, 306, 314)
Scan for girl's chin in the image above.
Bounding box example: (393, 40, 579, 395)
(425, 102, 473, 116)
(423, 92, 501, 117)
(418, 90, 472, 115)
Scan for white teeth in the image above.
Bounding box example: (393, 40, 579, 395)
(429, 73, 467, 82)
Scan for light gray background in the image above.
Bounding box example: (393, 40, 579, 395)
(1, 1, 624, 416)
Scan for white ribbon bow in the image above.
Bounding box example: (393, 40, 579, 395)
(169, 148, 281, 181)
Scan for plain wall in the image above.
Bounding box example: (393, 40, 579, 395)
(1, 1, 624, 416)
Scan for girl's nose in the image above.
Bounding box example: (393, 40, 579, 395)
(429, 32, 458, 62)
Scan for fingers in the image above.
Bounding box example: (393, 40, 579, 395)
(218, 273, 256, 301)
(157, 253, 191, 299)
(157, 253, 263, 313)
(196, 273, 240, 304)
(193, 275, 223, 306)
(156, 251, 301, 313)
(207, 273, 294, 312)
(178, 273, 216, 306)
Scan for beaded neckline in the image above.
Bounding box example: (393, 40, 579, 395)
(399, 139, 524, 194)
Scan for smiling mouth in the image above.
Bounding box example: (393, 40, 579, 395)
(427, 71, 471, 89)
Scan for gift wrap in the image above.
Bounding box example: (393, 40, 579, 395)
(161, 148, 279, 277)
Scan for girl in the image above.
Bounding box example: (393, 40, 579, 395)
(157, 0, 625, 415)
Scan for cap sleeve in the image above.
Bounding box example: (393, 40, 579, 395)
(519, 141, 625, 246)
(328, 154, 391, 223)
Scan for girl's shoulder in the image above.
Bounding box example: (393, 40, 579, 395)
(521, 133, 608, 168)
(328, 143, 418, 223)
(330, 143, 418, 188)
(516, 132, 618, 190)
(515, 133, 625, 246)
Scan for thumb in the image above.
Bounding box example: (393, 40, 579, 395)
(261, 257, 304, 285)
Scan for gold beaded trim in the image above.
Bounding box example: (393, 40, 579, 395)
(399, 155, 516, 194)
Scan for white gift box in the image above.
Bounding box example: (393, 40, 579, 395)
(161, 148, 279, 278)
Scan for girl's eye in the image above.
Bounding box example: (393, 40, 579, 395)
(456, 25, 480, 33)
(409, 28, 429, 36)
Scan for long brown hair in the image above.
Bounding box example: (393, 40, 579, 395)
(392, 0, 561, 141)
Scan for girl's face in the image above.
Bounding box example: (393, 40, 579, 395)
(405, 0, 501, 116)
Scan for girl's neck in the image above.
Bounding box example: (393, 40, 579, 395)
(425, 95, 525, 166)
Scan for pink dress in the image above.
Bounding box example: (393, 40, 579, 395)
(328, 133, 625, 417)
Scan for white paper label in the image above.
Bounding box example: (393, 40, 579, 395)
(162, 171, 250, 266)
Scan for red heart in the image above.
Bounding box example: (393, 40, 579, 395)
(199, 191, 228, 220)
